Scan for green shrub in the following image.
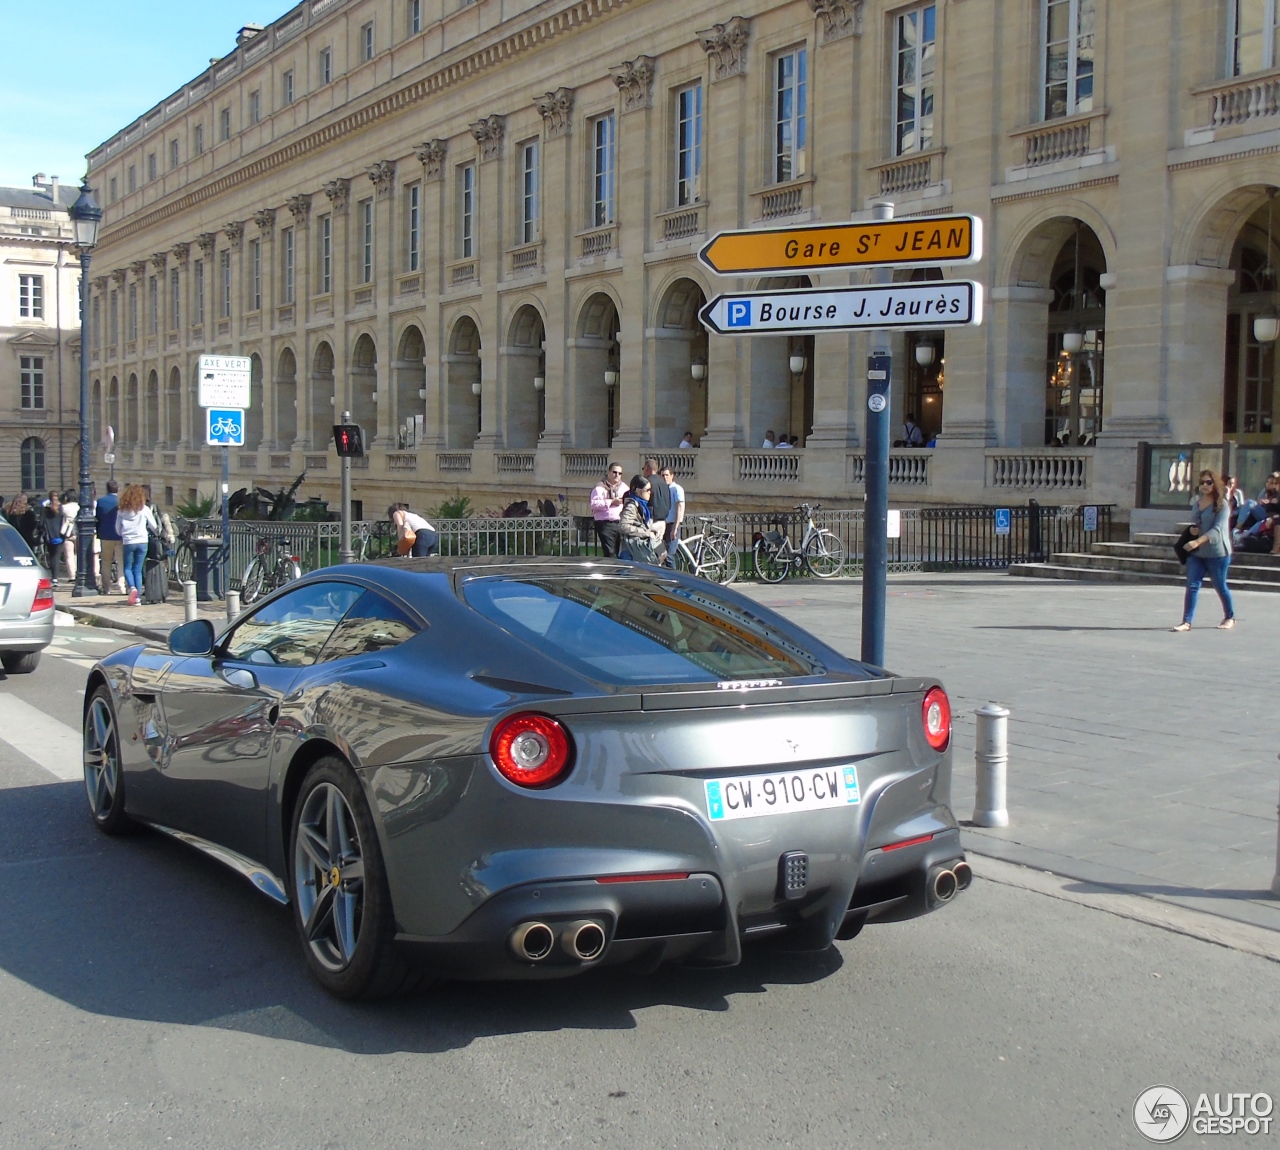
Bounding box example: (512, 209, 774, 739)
(429, 490, 474, 520)
(175, 494, 216, 519)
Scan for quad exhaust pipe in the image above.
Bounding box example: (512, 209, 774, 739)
(509, 918, 608, 963)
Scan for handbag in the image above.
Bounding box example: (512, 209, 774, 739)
(1174, 526, 1194, 566)
(622, 535, 659, 565)
(397, 530, 417, 556)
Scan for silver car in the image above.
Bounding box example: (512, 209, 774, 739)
(0, 521, 54, 673)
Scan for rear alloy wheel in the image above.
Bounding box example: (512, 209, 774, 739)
(803, 530, 845, 578)
(289, 757, 428, 999)
(1, 651, 40, 674)
(754, 539, 790, 583)
(83, 688, 134, 834)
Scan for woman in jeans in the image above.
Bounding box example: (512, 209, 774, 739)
(116, 484, 157, 607)
(1174, 470, 1235, 632)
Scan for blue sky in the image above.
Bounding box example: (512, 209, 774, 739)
(1, 2, 287, 190)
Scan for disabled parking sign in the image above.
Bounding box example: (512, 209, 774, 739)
(994, 508, 1011, 536)
(206, 407, 246, 447)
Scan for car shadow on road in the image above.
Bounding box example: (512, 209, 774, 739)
(0, 781, 844, 1054)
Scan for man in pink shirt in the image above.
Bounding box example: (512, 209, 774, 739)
(590, 462, 626, 557)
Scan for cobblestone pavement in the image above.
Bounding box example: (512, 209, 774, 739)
(736, 573, 1280, 934)
(60, 572, 1280, 934)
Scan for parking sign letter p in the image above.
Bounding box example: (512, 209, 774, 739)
(727, 300, 751, 328)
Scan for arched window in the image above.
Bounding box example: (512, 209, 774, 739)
(21, 437, 45, 493)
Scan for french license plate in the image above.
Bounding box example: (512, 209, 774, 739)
(704, 765, 860, 822)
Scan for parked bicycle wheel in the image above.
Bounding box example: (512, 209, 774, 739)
(803, 530, 845, 578)
(718, 544, 741, 585)
(753, 537, 791, 583)
(274, 556, 302, 589)
(240, 557, 269, 604)
(671, 539, 698, 577)
(697, 537, 731, 583)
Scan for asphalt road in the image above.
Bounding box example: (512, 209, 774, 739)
(0, 627, 1277, 1150)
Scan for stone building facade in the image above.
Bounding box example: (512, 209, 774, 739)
(85, 0, 1280, 523)
(0, 178, 82, 500)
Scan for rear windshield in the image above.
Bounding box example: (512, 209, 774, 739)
(0, 524, 38, 568)
(462, 574, 824, 684)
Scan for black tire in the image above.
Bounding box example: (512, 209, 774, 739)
(1, 651, 40, 674)
(803, 530, 846, 578)
(288, 757, 430, 999)
(174, 544, 193, 585)
(240, 557, 268, 604)
(754, 539, 790, 583)
(698, 537, 730, 583)
(718, 545, 742, 585)
(83, 687, 135, 835)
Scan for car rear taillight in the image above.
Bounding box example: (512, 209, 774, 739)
(31, 577, 54, 614)
(489, 712, 573, 788)
(922, 687, 951, 751)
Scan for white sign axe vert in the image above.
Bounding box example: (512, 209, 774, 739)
(700, 281, 983, 336)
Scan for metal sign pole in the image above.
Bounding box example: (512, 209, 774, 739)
(339, 410, 353, 563)
(221, 445, 230, 597)
(861, 200, 895, 668)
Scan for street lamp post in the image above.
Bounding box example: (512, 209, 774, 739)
(67, 180, 103, 598)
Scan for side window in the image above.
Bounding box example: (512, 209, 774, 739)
(318, 591, 420, 662)
(223, 582, 363, 667)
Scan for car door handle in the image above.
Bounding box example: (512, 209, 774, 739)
(219, 667, 258, 690)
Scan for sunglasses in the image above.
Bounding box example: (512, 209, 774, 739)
(1199, 479, 1215, 486)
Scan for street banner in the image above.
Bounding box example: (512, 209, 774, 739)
(700, 281, 982, 336)
(197, 354, 252, 408)
(698, 215, 981, 276)
(206, 407, 246, 447)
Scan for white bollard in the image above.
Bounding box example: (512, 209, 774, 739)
(1271, 759, 1280, 897)
(226, 589, 241, 622)
(972, 703, 1010, 828)
(182, 580, 197, 623)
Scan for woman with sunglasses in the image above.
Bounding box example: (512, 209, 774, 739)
(1174, 470, 1235, 632)
(617, 474, 665, 565)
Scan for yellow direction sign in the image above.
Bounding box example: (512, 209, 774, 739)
(698, 215, 982, 276)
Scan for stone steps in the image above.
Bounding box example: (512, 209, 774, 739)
(1007, 561, 1280, 593)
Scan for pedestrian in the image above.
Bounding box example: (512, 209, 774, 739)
(58, 488, 79, 585)
(776, 434, 793, 449)
(679, 431, 694, 448)
(96, 479, 124, 595)
(761, 429, 776, 449)
(903, 412, 925, 447)
(389, 503, 439, 556)
(589, 462, 627, 557)
(6, 495, 40, 554)
(1173, 470, 1235, 632)
(660, 466, 685, 567)
(116, 484, 158, 607)
(617, 475, 664, 564)
(40, 491, 65, 583)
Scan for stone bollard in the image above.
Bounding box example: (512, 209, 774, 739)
(226, 589, 241, 623)
(1272, 758, 1280, 898)
(182, 580, 197, 623)
(972, 703, 1010, 828)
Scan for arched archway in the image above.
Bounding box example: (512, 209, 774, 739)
(504, 304, 545, 449)
(275, 348, 298, 447)
(144, 370, 160, 445)
(165, 367, 181, 444)
(310, 342, 335, 448)
(895, 267, 946, 444)
(394, 325, 426, 448)
(350, 334, 377, 438)
(246, 353, 264, 449)
(572, 292, 619, 447)
(123, 373, 138, 446)
(749, 276, 812, 446)
(653, 278, 708, 447)
(445, 317, 481, 448)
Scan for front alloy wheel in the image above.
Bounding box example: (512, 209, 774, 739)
(289, 758, 428, 998)
(83, 688, 133, 834)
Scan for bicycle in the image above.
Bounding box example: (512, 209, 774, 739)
(172, 521, 200, 584)
(671, 517, 740, 584)
(240, 535, 303, 604)
(752, 504, 846, 583)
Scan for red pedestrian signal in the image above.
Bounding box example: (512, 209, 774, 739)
(333, 423, 365, 457)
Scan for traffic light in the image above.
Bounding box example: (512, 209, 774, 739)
(333, 423, 365, 457)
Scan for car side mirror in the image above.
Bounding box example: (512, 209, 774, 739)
(169, 618, 216, 657)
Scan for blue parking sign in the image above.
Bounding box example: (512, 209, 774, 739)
(206, 407, 246, 447)
(726, 300, 752, 327)
(994, 508, 1011, 536)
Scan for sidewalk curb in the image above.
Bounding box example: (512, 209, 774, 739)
(60, 604, 172, 644)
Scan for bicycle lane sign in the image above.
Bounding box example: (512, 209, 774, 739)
(206, 407, 246, 447)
